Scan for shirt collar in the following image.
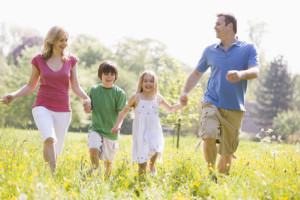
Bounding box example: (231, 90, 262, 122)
(214, 37, 242, 49)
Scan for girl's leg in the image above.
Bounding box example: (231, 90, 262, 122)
(149, 153, 158, 172)
(138, 162, 147, 179)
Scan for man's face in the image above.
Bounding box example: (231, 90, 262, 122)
(214, 16, 229, 39)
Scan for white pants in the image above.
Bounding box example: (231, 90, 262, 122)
(87, 131, 119, 162)
(32, 106, 71, 156)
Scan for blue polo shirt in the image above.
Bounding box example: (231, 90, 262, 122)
(196, 40, 259, 111)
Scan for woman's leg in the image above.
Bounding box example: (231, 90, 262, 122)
(32, 107, 57, 172)
(43, 137, 56, 172)
(52, 111, 71, 157)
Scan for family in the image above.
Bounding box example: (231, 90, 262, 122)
(1, 13, 259, 180)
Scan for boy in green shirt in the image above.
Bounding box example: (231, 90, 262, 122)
(84, 61, 126, 178)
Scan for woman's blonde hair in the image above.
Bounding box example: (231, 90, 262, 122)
(41, 26, 69, 61)
(136, 70, 158, 94)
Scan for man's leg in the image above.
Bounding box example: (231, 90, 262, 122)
(218, 155, 233, 175)
(203, 138, 217, 171)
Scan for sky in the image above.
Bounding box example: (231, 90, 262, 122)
(1, 0, 299, 74)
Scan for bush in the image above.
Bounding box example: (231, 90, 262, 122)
(273, 109, 300, 140)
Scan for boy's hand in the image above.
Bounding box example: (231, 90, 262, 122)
(111, 126, 121, 135)
(83, 98, 91, 113)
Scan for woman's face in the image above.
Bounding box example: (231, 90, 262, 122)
(53, 36, 68, 53)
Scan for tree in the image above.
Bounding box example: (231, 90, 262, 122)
(292, 74, 300, 111)
(10, 35, 43, 66)
(70, 34, 112, 68)
(158, 59, 203, 148)
(245, 20, 268, 102)
(114, 37, 171, 74)
(256, 55, 293, 129)
(1, 46, 38, 127)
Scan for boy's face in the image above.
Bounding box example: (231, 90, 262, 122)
(101, 71, 115, 88)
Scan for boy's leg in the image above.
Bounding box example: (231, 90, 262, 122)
(87, 132, 102, 170)
(102, 137, 119, 178)
(104, 161, 112, 178)
(90, 148, 100, 169)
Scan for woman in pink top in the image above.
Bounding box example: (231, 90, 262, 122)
(1, 26, 91, 173)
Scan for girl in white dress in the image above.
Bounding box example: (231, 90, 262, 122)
(111, 70, 184, 178)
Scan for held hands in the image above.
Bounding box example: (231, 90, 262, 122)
(226, 70, 242, 83)
(1, 94, 15, 105)
(111, 125, 121, 135)
(83, 98, 91, 113)
(179, 92, 188, 106)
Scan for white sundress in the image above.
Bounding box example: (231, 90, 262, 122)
(132, 95, 164, 164)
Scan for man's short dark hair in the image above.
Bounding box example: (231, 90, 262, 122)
(217, 13, 237, 34)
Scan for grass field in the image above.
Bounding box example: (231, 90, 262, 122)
(0, 128, 299, 199)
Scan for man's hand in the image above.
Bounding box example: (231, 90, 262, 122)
(226, 70, 242, 83)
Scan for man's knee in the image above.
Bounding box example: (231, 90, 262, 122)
(204, 138, 217, 145)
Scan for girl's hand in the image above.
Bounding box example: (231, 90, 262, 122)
(1, 94, 15, 105)
(111, 126, 121, 135)
(179, 92, 188, 106)
(83, 98, 91, 113)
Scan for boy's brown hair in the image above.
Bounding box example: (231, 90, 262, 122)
(98, 61, 119, 82)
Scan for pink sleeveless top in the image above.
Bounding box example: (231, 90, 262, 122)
(31, 54, 78, 112)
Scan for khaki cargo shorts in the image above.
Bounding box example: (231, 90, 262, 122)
(199, 102, 244, 156)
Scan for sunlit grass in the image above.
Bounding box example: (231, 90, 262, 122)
(0, 127, 299, 199)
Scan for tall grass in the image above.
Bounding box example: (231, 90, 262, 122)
(0, 127, 299, 199)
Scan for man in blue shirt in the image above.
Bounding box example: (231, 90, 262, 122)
(180, 13, 259, 176)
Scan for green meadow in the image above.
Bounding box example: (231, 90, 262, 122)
(0, 128, 299, 200)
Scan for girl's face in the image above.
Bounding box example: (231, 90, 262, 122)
(142, 74, 155, 93)
(53, 36, 68, 54)
(101, 71, 116, 88)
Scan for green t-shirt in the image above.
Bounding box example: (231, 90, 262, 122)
(87, 84, 127, 140)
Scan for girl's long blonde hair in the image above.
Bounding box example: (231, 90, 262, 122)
(136, 70, 158, 94)
(41, 26, 69, 61)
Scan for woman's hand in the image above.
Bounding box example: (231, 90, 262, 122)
(1, 94, 15, 105)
